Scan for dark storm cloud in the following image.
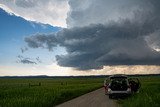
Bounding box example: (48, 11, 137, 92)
(25, 0, 160, 70)
(25, 33, 58, 51)
(66, 0, 152, 28)
(55, 20, 160, 70)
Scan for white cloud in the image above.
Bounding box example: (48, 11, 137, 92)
(0, 3, 14, 14)
(45, 63, 71, 75)
(0, 0, 69, 27)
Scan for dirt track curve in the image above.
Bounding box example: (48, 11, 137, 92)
(56, 88, 119, 107)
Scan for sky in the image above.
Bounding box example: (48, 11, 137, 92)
(0, 0, 160, 76)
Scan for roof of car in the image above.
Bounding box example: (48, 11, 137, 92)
(109, 74, 128, 79)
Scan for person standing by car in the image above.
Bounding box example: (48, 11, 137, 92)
(104, 78, 109, 95)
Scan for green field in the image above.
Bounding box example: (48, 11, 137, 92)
(0, 77, 104, 107)
(119, 76, 160, 107)
(1, 76, 160, 107)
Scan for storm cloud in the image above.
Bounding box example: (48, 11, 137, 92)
(67, 0, 152, 28)
(25, 33, 58, 51)
(25, 0, 160, 70)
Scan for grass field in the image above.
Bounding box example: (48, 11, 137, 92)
(1, 76, 160, 107)
(0, 77, 104, 107)
(119, 76, 160, 107)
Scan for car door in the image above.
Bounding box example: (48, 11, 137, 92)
(128, 78, 141, 92)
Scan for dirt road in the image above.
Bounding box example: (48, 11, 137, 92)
(56, 88, 119, 107)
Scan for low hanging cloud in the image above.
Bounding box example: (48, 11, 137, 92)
(25, 33, 58, 51)
(25, 0, 160, 70)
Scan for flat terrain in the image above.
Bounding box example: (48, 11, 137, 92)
(119, 76, 160, 107)
(0, 77, 104, 107)
(56, 88, 119, 107)
(0, 75, 159, 107)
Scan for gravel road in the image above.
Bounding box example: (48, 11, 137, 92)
(56, 88, 119, 107)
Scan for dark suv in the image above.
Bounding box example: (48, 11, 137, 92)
(104, 75, 140, 98)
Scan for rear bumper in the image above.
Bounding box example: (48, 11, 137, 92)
(108, 90, 131, 95)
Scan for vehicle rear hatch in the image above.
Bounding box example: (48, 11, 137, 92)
(110, 77, 128, 91)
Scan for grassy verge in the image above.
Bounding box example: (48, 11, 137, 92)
(119, 76, 160, 107)
(0, 77, 104, 107)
